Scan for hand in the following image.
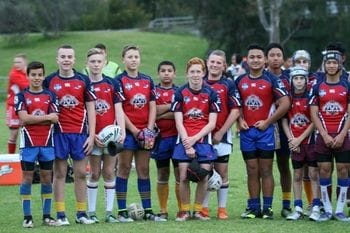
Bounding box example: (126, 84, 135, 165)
(322, 134, 334, 148)
(117, 131, 126, 144)
(332, 134, 345, 149)
(185, 147, 196, 159)
(254, 120, 269, 131)
(83, 135, 95, 155)
(182, 136, 197, 149)
(94, 135, 104, 148)
(213, 131, 224, 145)
(239, 118, 249, 130)
(288, 137, 302, 151)
(48, 113, 59, 123)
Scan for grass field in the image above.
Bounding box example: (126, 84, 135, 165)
(0, 31, 349, 232)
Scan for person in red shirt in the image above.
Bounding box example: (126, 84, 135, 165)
(6, 53, 29, 153)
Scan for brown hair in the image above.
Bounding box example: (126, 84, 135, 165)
(122, 44, 140, 58)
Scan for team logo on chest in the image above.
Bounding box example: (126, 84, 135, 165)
(185, 108, 203, 119)
(291, 113, 309, 128)
(95, 99, 111, 115)
(54, 84, 62, 91)
(32, 109, 45, 116)
(60, 94, 79, 109)
(245, 94, 263, 111)
(322, 101, 343, 115)
(125, 83, 133, 91)
(131, 93, 147, 109)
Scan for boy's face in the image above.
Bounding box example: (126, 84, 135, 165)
(28, 68, 45, 89)
(207, 54, 225, 77)
(87, 53, 105, 76)
(247, 49, 265, 72)
(187, 64, 204, 86)
(158, 64, 175, 85)
(294, 58, 310, 71)
(57, 48, 75, 72)
(122, 49, 140, 72)
(267, 48, 284, 69)
(324, 59, 340, 76)
(292, 75, 306, 92)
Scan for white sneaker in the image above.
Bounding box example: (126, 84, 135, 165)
(23, 219, 34, 228)
(309, 206, 320, 221)
(286, 206, 303, 220)
(75, 215, 95, 224)
(118, 212, 134, 223)
(56, 217, 70, 226)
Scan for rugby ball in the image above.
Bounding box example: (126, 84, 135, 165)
(127, 203, 145, 220)
(207, 169, 222, 191)
(97, 125, 122, 147)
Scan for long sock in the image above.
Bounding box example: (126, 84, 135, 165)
(202, 191, 210, 208)
(138, 178, 151, 210)
(157, 181, 169, 213)
(294, 199, 303, 208)
(55, 202, 65, 218)
(312, 198, 321, 207)
(20, 183, 32, 217)
(105, 181, 115, 213)
(282, 192, 291, 209)
(116, 176, 128, 211)
(251, 198, 261, 211)
(320, 178, 332, 213)
(181, 203, 190, 212)
(263, 196, 273, 211)
(217, 182, 229, 208)
(303, 178, 313, 205)
(8, 142, 16, 154)
(87, 181, 98, 213)
(335, 178, 348, 214)
(41, 183, 52, 216)
(193, 202, 202, 212)
(76, 202, 87, 218)
(175, 182, 181, 211)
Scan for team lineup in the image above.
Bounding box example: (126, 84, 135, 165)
(5, 41, 350, 227)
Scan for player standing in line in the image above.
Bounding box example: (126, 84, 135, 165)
(151, 61, 181, 220)
(82, 43, 122, 77)
(44, 45, 96, 225)
(6, 54, 29, 154)
(115, 45, 163, 222)
(237, 44, 290, 219)
(172, 57, 220, 221)
(309, 51, 350, 221)
(85, 48, 126, 223)
(201, 50, 240, 220)
(265, 43, 292, 217)
(16, 61, 59, 228)
(282, 66, 321, 221)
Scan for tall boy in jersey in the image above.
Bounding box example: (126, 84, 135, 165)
(44, 45, 96, 225)
(201, 50, 240, 220)
(265, 43, 292, 217)
(16, 61, 59, 228)
(309, 51, 350, 221)
(236, 44, 290, 219)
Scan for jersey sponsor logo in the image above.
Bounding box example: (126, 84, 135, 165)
(163, 92, 169, 97)
(322, 101, 343, 115)
(156, 91, 161, 99)
(95, 99, 111, 115)
(131, 93, 147, 109)
(319, 89, 326, 97)
(34, 97, 40, 102)
(125, 83, 133, 91)
(54, 84, 62, 91)
(64, 83, 71, 87)
(32, 109, 45, 116)
(245, 95, 263, 111)
(60, 94, 79, 109)
(135, 82, 140, 87)
(241, 83, 249, 90)
(185, 108, 203, 119)
(143, 84, 149, 89)
(184, 96, 190, 104)
(26, 99, 32, 105)
(291, 113, 310, 128)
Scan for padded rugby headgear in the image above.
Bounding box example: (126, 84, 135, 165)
(292, 50, 311, 65)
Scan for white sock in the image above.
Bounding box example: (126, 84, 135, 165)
(217, 183, 229, 208)
(335, 185, 348, 214)
(87, 181, 98, 213)
(202, 191, 210, 208)
(320, 185, 332, 213)
(104, 181, 115, 212)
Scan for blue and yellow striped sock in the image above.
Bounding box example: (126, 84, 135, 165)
(20, 183, 32, 217)
(41, 184, 52, 216)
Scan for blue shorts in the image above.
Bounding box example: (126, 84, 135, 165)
(151, 136, 177, 160)
(173, 143, 217, 162)
(123, 131, 139, 150)
(240, 125, 275, 152)
(54, 133, 87, 160)
(19, 146, 55, 163)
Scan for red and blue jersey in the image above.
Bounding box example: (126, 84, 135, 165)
(155, 84, 178, 138)
(309, 79, 350, 133)
(15, 88, 59, 147)
(92, 75, 125, 134)
(44, 70, 96, 134)
(287, 92, 313, 144)
(235, 70, 288, 127)
(205, 77, 241, 133)
(171, 83, 220, 140)
(115, 71, 156, 129)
